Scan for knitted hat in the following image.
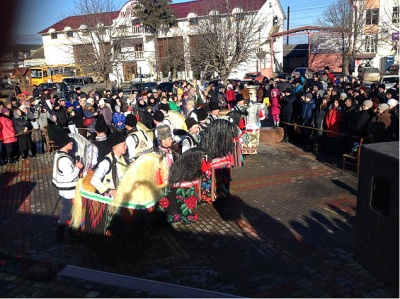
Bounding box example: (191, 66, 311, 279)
(54, 130, 72, 148)
(95, 115, 108, 133)
(209, 101, 219, 111)
(362, 100, 373, 109)
(340, 93, 348, 99)
(98, 99, 105, 106)
(185, 117, 198, 130)
(19, 104, 27, 111)
(1, 107, 9, 114)
(86, 98, 94, 104)
(159, 102, 170, 112)
(305, 93, 313, 99)
(153, 110, 164, 122)
(196, 107, 208, 121)
(125, 114, 137, 127)
(387, 99, 399, 107)
(107, 131, 126, 148)
(157, 124, 172, 140)
(377, 103, 389, 112)
(114, 105, 121, 112)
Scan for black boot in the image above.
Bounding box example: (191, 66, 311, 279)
(7, 158, 16, 164)
(56, 224, 66, 241)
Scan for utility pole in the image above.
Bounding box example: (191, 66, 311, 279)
(286, 6, 290, 45)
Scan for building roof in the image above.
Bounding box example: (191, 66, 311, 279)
(38, 0, 267, 34)
(29, 46, 45, 59)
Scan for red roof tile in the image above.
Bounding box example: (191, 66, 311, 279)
(38, 0, 265, 34)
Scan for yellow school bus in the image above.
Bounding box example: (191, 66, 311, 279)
(30, 67, 50, 85)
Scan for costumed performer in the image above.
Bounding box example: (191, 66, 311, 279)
(52, 129, 83, 240)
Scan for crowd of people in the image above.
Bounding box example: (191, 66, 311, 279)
(1, 68, 399, 239)
(253, 66, 399, 155)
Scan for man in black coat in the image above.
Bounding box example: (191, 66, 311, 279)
(280, 88, 296, 143)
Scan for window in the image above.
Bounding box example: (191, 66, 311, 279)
(234, 13, 244, 21)
(366, 9, 379, 25)
(393, 7, 399, 24)
(51, 32, 58, 39)
(66, 31, 73, 38)
(364, 35, 377, 53)
(189, 17, 198, 26)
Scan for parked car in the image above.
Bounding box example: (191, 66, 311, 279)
(243, 72, 266, 84)
(62, 76, 97, 94)
(156, 82, 175, 93)
(358, 67, 381, 83)
(37, 82, 60, 97)
(379, 75, 399, 92)
(385, 64, 399, 75)
(0, 83, 15, 98)
(123, 81, 158, 97)
(291, 67, 314, 79)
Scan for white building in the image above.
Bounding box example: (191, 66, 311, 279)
(38, 0, 285, 83)
(354, 0, 399, 75)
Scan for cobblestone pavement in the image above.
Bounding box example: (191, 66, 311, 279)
(0, 141, 395, 298)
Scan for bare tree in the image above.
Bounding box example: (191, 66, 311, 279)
(316, 0, 366, 75)
(187, 0, 271, 83)
(60, 0, 129, 89)
(134, 0, 177, 81)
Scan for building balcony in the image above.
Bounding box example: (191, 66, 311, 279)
(115, 51, 144, 61)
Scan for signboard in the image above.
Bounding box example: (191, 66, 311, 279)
(310, 33, 343, 54)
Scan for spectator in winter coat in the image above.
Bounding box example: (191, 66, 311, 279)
(325, 99, 342, 155)
(280, 88, 296, 142)
(0, 107, 17, 164)
(269, 88, 281, 127)
(300, 93, 316, 148)
(312, 95, 330, 152)
(112, 105, 126, 130)
(225, 84, 235, 109)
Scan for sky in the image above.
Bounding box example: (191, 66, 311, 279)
(14, 0, 336, 45)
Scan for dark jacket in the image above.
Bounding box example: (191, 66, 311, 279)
(281, 93, 296, 117)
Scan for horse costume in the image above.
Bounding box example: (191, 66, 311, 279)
(71, 152, 169, 251)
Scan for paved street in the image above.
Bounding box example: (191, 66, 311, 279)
(0, 140, 395, 297)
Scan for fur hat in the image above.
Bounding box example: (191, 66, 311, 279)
(378, 103, 389, 112)
(196, 107, 208, 121)
(157, 124, 172, 140)
(54, 130, 72, 148)
(387, 99, 399, 107)
(185, 117, 198, 130)
(153, 110, 165, 122)
(107, 131, 126, 148)
(159, 102, 170, 112)
(95, 115, 108, 133)
(362, 100, 373, 109)
(125, 114, 137, 127)
(209, 101, 219, 111)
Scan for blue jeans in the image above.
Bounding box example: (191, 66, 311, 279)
(35, 140, 44, 154)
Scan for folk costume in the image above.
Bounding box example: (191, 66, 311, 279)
(52, 130, 82, 240)
(91, 132, 129, 196)
(158, 148, 209, 225)
(125, 114, 153, 161)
